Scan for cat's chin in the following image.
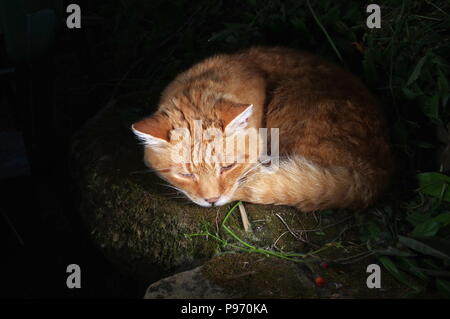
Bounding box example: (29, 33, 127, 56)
(187, 195, 232, 208)
(214, 196, 232, 207)
(187, 197, 213, 207)
(196, 201, 214, 207)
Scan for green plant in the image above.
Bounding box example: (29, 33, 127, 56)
(186, 201, 338, 262)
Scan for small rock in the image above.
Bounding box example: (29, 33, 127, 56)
(144, 266, 237, 299)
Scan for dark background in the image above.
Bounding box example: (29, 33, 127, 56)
(0, 0, 146, 298)
(0, 0, 449, 298)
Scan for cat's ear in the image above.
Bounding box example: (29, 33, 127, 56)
(131, 115, 171, 147)
(223, 104, 253, 134)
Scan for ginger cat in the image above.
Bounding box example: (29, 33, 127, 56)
(132, 47, 392, 211)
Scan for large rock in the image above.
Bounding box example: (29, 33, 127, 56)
(144, 252, 405, 299)
(71, 91, 405, 297)
(144, 253, 318, 299)
(70, 92, 306, 282)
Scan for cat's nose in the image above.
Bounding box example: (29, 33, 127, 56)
(205, 197, 220, 204)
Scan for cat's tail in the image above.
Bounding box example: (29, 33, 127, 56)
(236, 156, 390, 212)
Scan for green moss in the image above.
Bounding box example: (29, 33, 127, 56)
(202, 253, 319, 298)
(202, 250, 409, 299)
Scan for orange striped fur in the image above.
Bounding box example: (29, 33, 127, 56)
(132, 47, 392, 211)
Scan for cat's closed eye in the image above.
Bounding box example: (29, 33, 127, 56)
(178, 173, 195, 179)
(220, 162, 236, 174)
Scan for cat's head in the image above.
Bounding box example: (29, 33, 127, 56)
(131, 98, 262, 207)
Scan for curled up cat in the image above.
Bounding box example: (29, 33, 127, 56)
(131, 47, 393, 212)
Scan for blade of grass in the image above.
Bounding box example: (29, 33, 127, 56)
(306, 0, 343, 62)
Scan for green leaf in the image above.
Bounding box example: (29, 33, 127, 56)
(416, 172, 450, 201)
(399, 236, 450, 261)
(406, 212, 431, 226)
(422, 94, 440, 121)
(418, 268, 450, 278)
(401, 87, 419, 100)
(411, 220, 440, 237)
(422, 258, 441, 270)
(406, 53, 428, 86)
(437, 68, 449, 102)
(436, 279, 450, 297)
(207, 30, 231, 42)
(379, 256, 420, 290)
(397, 257, 428, 281)
(376, 247, 416, 257)
(432, 212, 450, 227)
(378, 256, 404, 280)
(368, 222, 382, 237)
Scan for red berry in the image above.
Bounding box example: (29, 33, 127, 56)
(320, 262, 330, 269)
(315, 277, 326, 287)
